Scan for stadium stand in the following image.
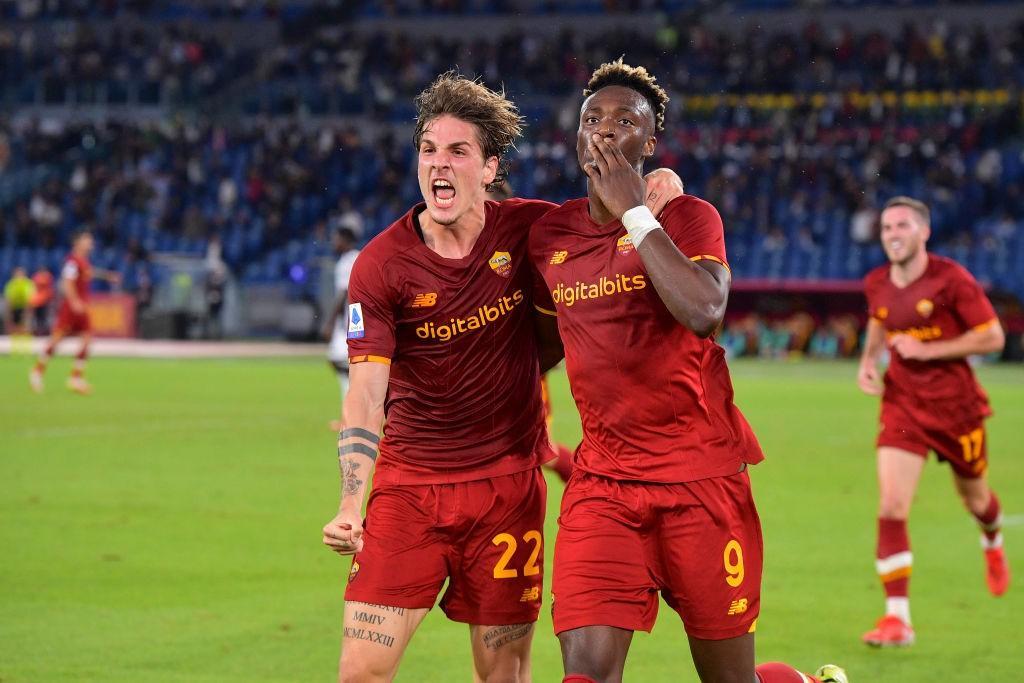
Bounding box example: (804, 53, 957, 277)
(1, 1, 1022, 351)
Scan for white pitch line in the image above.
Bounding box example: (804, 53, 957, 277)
(1001, 514, 1024, 527)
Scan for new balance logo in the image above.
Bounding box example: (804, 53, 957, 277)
(411, 292, 437, 308)
(728, 598, 748, 615)
(550, 250, 568, 265)
(520, 587, 540, 602)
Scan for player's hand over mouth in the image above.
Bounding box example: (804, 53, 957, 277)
(323, 507, 365, 555)
(584, 133, 646, 219)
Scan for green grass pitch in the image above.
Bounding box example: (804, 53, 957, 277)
(1, 355, 1021, 682)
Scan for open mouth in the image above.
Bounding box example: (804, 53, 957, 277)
(432, 179, 456, 208)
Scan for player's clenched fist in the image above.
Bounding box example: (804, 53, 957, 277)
(857, 361, 882, 396)
(583, 133, 646, 219)
(323, 509, 364, 555)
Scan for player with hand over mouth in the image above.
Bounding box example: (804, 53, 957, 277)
(529, 59, 847, 683)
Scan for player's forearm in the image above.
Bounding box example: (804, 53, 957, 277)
(859, 320, 885, 367)
(336, 391, 385, 511)
(636, 230, 727, 338)
(924, 323, 1005, 360)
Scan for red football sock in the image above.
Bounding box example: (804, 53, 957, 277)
(550, 443, 574, 483)
(877, 517, 911, 599)
(756, 662, 821, 682)
(563, 676, 597, 683)
(974, 491, 1002, 544)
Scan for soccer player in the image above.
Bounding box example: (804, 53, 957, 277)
(529, 60, 846, 683)
(4, 266, 36, 353)
(857, 196, 1009, 647)
(322, 226, 360, 431)
(29, 230, 119, 395)
(320, 72, 683, 682)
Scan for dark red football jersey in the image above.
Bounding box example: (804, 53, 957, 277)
(60, 253, 91, 301)
(529, 195, 764, 484)
(346, 198, 556, 485)
(864, 254, 997, 431)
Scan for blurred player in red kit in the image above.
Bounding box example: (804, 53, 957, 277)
(529, 59, 846, 683)
(858, 196, 1008, 647)
(30, 230, 120, 395)
(319, 73, 682, 682)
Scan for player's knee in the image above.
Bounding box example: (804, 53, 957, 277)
(878, 494, 911, 519)
(476, 652, 529, 683)
(958, 486, 989, 516)
(560, 645, 621, 682)
(338, 648, 394, 683)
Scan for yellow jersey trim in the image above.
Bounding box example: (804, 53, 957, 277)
(534, 304, 558, 317)
(350, 355, 392, 366)
(690, 254, 731, 273)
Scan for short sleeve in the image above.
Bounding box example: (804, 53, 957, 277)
(532, 265, 556, 316)
(949, 268, 998, 330)
(346, 253, 396, 364)
(61, 261, 79, 281)
(660, 198, 729, 270)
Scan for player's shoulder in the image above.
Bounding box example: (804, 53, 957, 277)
(496, 197, 558, 222)
(661, 194, 722, 223)
(531, 197, 587, 227)
(864, 263, 890, 287)
(928, 253, 976, 283)
(354, 208, 418, 267)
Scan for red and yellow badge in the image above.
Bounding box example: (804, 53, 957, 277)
(915, 298, 934, 318)
(489, 250, 512, 277)
(876, 306, 889, 320)
(348, 560, 360, 583)
(616, 235, 635, 255)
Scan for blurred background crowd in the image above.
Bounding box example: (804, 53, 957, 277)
(1, 0, 1023, 357)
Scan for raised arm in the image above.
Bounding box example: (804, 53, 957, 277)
(633, 230, 729, 338)
(322, 360, 390, 556)
(585, 134, 727, 337)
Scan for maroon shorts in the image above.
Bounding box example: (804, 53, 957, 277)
(55, 304, 90, 335)
(552, 469, 762, 640)
(345, 467, 546, 625)
(878, 402, 989, 479)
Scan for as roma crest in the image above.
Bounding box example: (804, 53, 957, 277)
(876, 306, 889, 320)
(489, 251, 512, 277)
(616, 235, 635, 255)
(915, 299, 934, 318)
(348, 560, 360, 583)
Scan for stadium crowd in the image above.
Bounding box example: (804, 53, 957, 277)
(2, 6, 1023, 349)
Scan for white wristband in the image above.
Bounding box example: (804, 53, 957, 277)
(621, 205, 663, 247)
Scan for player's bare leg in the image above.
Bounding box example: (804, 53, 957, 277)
(558, 625, 632, 683)
(67, 332, 92, 395)
(469, 622, 534, 683)
(687, 632, 755, 682)
(953, 473, 1009, 595)
(864, 447, 924, 646)
(30, 327, 69, 392)
(338, 601, 428, 683)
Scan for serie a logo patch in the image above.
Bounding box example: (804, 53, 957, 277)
(347, 303, 365, 339)
(489, 251, 512, 277)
